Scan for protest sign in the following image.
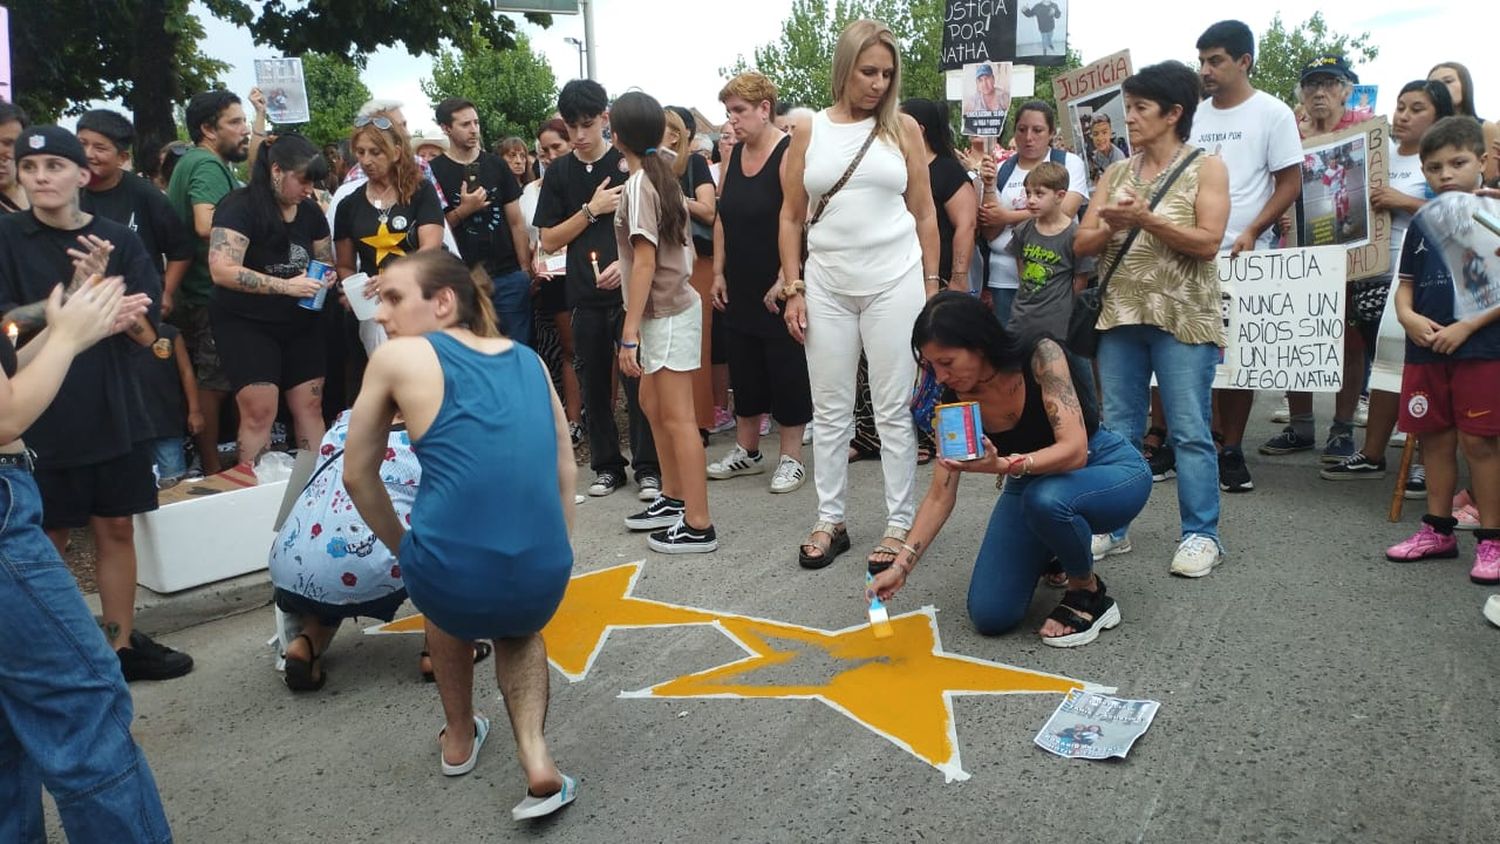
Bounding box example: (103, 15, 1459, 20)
(0, 8, 11, 103)
(1410, 192, 1500, 320)
(1217, 246, 1347, 392)
(960, 62, 1011, 137)
(1052, 50, 1131, 156)
(1293, 118, 1391, 281)
(254, 58, 311, 125)
(1346, 84, 1377, 115)
(941, 0, 1069, 70)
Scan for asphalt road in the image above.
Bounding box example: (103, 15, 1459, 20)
(47, 396, 1500, 843)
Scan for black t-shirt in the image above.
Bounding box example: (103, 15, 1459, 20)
(135, 322, 185, 439)
(679, 154, 715, 257)
(533, 148, 630, 309)
(210, 189, 331, 322)
(429, 152, 524, 276)
(0, 212, 162, 467)
(81, 173, 195, 275)
(334, 180, 445, 276)
(718, 137, 790, 338)
(928, 156, 972, 283)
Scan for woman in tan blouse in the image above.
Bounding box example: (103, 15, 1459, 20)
(1075, 61, 1230, 579)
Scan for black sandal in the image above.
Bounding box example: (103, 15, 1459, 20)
(799, 521, 850, 569)
(1039, 577, 1121, 649)
(420, 641, 494, 683)
(283, 633, 327, 692)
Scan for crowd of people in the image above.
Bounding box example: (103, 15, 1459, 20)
(3, 14, 1499, 839)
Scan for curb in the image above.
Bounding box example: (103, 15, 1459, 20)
(85, 571, 274, 637)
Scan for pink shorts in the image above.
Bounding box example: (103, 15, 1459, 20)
(1399, 359, 1500, 437)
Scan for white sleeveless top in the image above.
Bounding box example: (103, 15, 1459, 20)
(803, 111, 921, 294)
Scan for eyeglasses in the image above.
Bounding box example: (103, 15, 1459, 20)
(1301, 77, 1346, 93)
(354, 115, 395, 130)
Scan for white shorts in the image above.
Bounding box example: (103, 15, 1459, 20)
(640, 293, 703, 375)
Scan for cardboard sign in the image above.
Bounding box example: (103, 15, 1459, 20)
(254, 57, 311, 125)
(1217, 247, 1348, 392)
(941, 0, 1069, 70)
(1293, 118, 1392, 281)
(960, 62, 1012, 137)
(1052, 51, 1132, 157)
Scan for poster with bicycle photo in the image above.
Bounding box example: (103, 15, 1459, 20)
(1292, 118, 1391, 281)
(253, 58, 311, 125)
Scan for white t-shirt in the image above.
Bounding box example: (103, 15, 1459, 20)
(984, 152, 1090, 290)
(1387, 144, 1432, 265)
(1191, 90, 1303, 252)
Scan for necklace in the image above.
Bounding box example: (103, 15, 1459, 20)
(367, 184, 396, 225)
(1131, 143, 1186, 193)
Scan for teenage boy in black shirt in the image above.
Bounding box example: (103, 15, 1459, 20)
(0, 126, 192, 681)
(429, 97, 535, 345)
(535, 80, 660, 499)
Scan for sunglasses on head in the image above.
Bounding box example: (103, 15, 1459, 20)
(354, 115, 395, 131)
(164, 142, 191, 157)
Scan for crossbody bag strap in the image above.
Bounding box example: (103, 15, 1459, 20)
(1096, 147, 1203, 298)
(807, 125, 880, 228)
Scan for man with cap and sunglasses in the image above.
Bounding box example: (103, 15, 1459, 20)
(0, 126, 194, 684)
(1298, 55, 1368, 138)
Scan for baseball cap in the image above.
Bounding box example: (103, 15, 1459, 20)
(14, 126, 89, 169)
(976, 64, 995, 79)
(1300, 55, 1358, 85)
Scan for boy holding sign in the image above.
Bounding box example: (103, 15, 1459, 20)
(1387, 117, 1500, 585)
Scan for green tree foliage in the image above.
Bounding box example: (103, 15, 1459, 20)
(202, 0, 549, 58)
(270, 53, 372, 148)
(421, 30, 559, 147)
(1253, 12, 1380, 108)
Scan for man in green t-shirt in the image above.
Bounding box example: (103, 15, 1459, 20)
(166, 90, 252, 473)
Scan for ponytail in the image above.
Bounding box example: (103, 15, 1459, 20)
(395, 251, 500, 337)
(611, 91, 690, 248)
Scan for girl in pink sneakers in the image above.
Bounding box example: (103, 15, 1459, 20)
(1386, 117, 1500, 585)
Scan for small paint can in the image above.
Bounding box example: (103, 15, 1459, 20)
(935, 401, 985, 461)
(299, 260, 333, 311)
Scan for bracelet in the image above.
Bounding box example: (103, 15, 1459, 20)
(616, 340, 638, 349)
(777, 279, 806, 300)
(899, 542, 922, 560)
(1006, 454, 1033, 477)
(581, 202, 598, 224)
(924, 274, 942, 284)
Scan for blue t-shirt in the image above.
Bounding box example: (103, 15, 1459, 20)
(1401, 219, 1500, 364)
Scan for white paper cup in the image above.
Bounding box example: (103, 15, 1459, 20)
(342, 273, 380, 321)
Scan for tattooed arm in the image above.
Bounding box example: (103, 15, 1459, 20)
(208, 228, 321, 298)
(1022, 338, 1089, 473)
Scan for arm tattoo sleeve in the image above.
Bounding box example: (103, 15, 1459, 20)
(1032, 339, 1083, 433)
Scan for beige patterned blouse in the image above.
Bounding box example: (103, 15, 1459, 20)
(1094, 152, 1225, 347)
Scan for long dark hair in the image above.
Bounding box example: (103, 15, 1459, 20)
(901, 98, 955, 159)
(610, 91, 688, 247)
(911, 290, 1024, 372)
(1399, 79, 1456, 120)
(395, 250, 500, 338)
(246, 134, 327, 254)
(1429, 61, 1477, 118)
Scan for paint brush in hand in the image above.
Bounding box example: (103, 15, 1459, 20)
(865, 570, 894, 639)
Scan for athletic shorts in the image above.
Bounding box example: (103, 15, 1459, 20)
(725, 325, 813, 425)
(1399, 359, 1500, 437)
(34, 444, 158, 530)
(168, 303, 230, 393)
(209, 305, 327, 393)
(640, 294, 703, 375)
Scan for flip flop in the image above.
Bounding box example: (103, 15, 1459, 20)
(439, 714, 490, 777)
(421, 641, 494, 683)
(282, 633, 326, 692)
(512, 774, 578, 821)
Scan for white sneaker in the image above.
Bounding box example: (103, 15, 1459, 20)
(1390, 429, 1407, 448)
(1091, 533, 1132, 561)
(1170, 534, 1222, 578)
(707, 444, 765, 479)
(1271, 396, 1290, 424)
(1484, 595, 1500, 628)
(802, 427, 813, 446)
(1354, 394, 1369, 427)
(769, 455, 806, 494)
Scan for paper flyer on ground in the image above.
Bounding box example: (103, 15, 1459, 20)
(1034, 689, 1159, 760)
(1410, 191, 1500, 321)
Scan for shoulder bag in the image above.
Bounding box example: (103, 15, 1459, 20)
(800, 125, 879, 271)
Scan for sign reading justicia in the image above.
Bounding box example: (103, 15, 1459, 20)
(941, 0, 1070, 70)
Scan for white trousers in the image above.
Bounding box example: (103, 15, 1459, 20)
(803, 269, 924, 530)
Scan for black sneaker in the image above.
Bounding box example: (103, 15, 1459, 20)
(625, 496, 684, 531)
(1319, 450, 1387, 481)
(1148, 442, 1176, 482)
(647, 519, 718, 554)
(588, 471, 624, 497)
(1218, 450, 1254, 492)
(118, 630, 194, 682)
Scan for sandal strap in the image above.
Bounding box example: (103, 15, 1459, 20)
(803, 521, 845, 552)
(1046, 604, 1095, 633)
(811, 520, 843, 537)
(881, 525, 909, 542)
(869, 543, 900, 559)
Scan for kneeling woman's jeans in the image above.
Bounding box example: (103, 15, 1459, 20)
(966, 428, 1151, 635)
(0, 468, 172, 843)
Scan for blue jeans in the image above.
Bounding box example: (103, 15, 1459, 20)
(1095, 324, 1221, 542)
(967, 429, 1150, 635)
(0, 468, 171, 843)
(489, 268, 534, 347)
(148, 437, 186, 483)
(988, 287, 1017, 325)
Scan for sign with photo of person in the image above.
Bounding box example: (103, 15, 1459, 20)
(1411, 192, 1500, 320)
(1052, 50, 1132, 161)
(941, 0, 1069, 70)
(1292, 118, 1392, 281)
(253, 58, 311, 125)
(960, 62, 1012, 137)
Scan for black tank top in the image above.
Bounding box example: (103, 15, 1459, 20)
(947, 344, 1099, 454)
(718, 136, 791, 337)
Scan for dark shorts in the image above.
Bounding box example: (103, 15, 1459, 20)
(725, 325, 813, 425)
(34, 445, 158, 530)
(274, 587, 408, 628)
(535, 274, 569, 316)
(209, 305, 327, 393)
(1399, 359, 1500, 436)
(168, 302, 230, 393)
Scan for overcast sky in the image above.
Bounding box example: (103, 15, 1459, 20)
(108, 1, 1500, 138)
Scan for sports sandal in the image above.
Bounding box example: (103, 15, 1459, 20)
(283, 633, 326, 692)
(867, 526, 907, 573)
(420, 641, 494, 683)
(512, 773, 578, 821)
(798, 521, 850, 569)
(1039, 577, 1121, 649)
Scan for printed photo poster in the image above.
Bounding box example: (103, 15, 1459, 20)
(1346, 84, 1378, 116)
(1052, 50, 1132, 157)
(1411, 191, 1500, 320)
(961, 61, 1012, 137)
(254, 58, 310, 125)
(941, 0, 1069, 70)
(1292, 118, 1391, 281)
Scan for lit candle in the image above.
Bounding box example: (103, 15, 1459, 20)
(589, 251, 601, 282)
(5, 323, 16, 346)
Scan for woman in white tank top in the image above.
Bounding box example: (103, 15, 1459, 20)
(776, 19, 941, 572)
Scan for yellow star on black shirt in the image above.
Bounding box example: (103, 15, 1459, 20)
(360, 221, 408, 267)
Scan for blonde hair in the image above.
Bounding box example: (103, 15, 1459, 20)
(662, 108, 692, 178)
(719, 72, 778, 115)
(831, 19, 904, 148)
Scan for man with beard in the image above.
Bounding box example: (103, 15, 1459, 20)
(167, 90, 251, 474)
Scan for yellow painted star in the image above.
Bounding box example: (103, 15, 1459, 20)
(620, 609, 1108, 781)
(360, 220, 409, 267)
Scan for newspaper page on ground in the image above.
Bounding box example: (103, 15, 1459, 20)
(1034, 689, 1160, 760)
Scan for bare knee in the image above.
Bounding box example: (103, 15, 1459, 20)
(1459, 432, 1500, 461)
(91, 516, 135, 547)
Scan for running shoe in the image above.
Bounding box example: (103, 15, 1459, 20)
(1385, 523, 1459, 562)
(1170, 534, 1222, 578)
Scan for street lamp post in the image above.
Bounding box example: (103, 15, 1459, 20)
(563, 36, 586, 80)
